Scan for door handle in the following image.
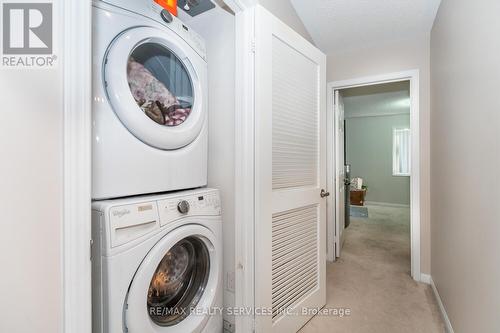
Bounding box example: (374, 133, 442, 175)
(320, 189, 330, 198)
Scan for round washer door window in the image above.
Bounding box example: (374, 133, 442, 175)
(125, 224, 219, 333)
(147, 237, 210, 326)
(105, 27, 205, 150)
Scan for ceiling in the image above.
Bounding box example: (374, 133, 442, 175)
(342, 81, 410, 118)
(290, 0, 441, 53)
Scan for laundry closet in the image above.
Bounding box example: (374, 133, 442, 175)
(90, 0, 237, 332)
(89, 0, 325, 332)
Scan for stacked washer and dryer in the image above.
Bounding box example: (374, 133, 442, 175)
(91, 1, 222, 332)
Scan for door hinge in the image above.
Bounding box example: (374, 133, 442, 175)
(89, 239, 94, 260)
(250, 40, 255, 53)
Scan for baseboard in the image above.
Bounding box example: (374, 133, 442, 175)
(365, 201, 410, 208)
(429, 276, 455, 333)
(420, 273, 431, 284)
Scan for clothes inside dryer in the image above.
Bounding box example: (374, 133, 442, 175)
(127, 43, 194, 126)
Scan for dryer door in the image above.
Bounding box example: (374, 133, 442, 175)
(125, 224, 219, 333)
(104, 26, 206, 150)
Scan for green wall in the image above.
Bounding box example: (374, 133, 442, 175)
(346, 114, 410, 205)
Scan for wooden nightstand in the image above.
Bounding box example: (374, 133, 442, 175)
(350, 189, 367, 206)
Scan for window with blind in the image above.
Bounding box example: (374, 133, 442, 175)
(393, 128, 411, 176)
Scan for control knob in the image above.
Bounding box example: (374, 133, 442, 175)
(160, 9, 173, 24)
(177, 200, 190, 214)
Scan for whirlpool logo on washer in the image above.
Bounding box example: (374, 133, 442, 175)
(113, 209, 131, 218)
(1, 1, 57, 68)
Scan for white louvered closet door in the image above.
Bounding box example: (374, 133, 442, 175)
(254, 5, 327, 333)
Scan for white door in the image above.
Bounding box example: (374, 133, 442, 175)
(334, 90, 346, 258)
(254, 5, 327, 333)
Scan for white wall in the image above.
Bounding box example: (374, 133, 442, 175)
(258, 0, 314, 44)
(0, 17, 63, 333)
(327, 34, 432, 274)
(183, 5, 237, 327)
(430, 0, 500, 331)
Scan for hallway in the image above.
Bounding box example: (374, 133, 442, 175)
(300, 205, 444, 333)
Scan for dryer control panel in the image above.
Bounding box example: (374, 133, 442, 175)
(97, 0, 207, 60)
(150, 1, 207, 60)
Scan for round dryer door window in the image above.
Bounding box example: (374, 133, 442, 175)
(128, 43, 193, 127)
(104, 27, 206, 150)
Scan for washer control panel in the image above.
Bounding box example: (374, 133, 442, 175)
(108, 201, 160, 248)
(97, 189, 220, 251)
(157, 190, 221, 227)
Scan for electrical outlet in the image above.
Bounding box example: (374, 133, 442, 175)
(226, 271, 235, 292)
(223, 319, 235, 333)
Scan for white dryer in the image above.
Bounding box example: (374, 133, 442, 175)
(92, 188, 222, 333)
(93, 0, 208, 199)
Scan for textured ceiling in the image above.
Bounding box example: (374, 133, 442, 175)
(290, 0, 441, 53)
(342, 81, 410, 117)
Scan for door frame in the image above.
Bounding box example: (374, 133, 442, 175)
(326, 70, 422, 282)
(62, 0, 92, 332)
(234, 4, 257, 333)
(329, 90, 346, 261)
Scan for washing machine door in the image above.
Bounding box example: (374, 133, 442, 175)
(125, 224, 219, 333)
(104, 26, 206, 150)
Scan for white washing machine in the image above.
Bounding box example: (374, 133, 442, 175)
(92, 188, 222, 333)
(93, 0, 208, 199)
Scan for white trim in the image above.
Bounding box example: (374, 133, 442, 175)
(62, 0, 92, 333)
(223, 0, 256, 12)
(234, 5, 256, 333)
(327, 71, 418, 90)
(430, 277, 455, 333)
(327, 70, 421, 281)
(420, 273, 431, 284)
(345, 110, 410, 119)
(332, 90, 346, 260)
(365, 201, 410, 208)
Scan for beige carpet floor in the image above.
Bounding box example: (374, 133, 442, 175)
(300, 205, 444, 333)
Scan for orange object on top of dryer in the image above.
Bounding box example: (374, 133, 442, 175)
(154, 0, 177, 16)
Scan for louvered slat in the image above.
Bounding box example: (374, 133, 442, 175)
(272, 37, 319, 190)
(271, 205, 319, 321)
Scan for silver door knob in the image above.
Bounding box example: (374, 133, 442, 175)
(177, 200, 190, 214)
(320, 189, 330, 198)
